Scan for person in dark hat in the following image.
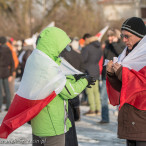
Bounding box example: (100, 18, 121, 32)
(106, 17, 146, 146)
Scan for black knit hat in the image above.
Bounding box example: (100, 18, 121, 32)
(121, 17, 146, 38)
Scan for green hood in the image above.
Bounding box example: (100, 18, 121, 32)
(36, 27, 71, 64)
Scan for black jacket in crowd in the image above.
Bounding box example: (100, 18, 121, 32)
(81, 39, 102, 80)
(0, 44, 14, 78)
(61, 48, 85, 72)
(61, 47, 85, 146)
(102, 39, 125, 80)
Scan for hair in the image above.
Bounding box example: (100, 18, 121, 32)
(82, 33, 92, 40)
(107, 28, 116, 36)
(107, 28, 121, 38)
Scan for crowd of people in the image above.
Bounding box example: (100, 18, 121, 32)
(0, 37, 33, 112)
(0, 16, 146, 146)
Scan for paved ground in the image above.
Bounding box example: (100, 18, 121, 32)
(0, 79, 126, 145)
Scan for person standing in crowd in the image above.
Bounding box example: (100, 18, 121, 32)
(31, 27, 96, 146)
(81, 34, 102, 116)
(0, 37, 14, 112)
(21, 46, 33, 76)
(99, 28, 125, 124)
(106, 17, 146, 145)
(61, 38, 85, 120)
(6, 38, 19, 101)
(79, 33, 93, 106)
(79, 33, 91, 48)
(60, 38, 85, 146)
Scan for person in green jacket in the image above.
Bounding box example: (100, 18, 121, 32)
(31, 27, 95, 146)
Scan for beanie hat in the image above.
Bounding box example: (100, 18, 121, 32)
(121, 17, 146, 38)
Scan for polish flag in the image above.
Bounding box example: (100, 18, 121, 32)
(79, 26, 109, 47)
(0, 49, 66, 139)
(95, 26, 109, 41)
(106, 36, 146, 110)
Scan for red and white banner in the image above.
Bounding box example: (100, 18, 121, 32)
(0, 49, 66, 139)
(79, 26, 109, 47)
(107, 36, 146, 110)
(95, 26, 109, 41)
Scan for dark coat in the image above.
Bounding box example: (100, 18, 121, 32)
(61, 48, 85, 72)
(81, 38, 102, 80)
(22, 49, 32, 73)
(102, 39, 125, 80)
(107, 42, 146, 141)
(0, 45, 14, 78)
(104, 39, 125, 60)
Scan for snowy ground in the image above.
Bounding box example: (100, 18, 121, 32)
(76, 106, 125, 146)
(0, 79, 126, 146)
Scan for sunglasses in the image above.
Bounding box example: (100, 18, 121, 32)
(120, 34, 132, 39)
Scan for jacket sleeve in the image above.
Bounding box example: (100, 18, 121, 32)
(8, 47, 15, 76)
(59, 75, 88, 100)
(81, 47, 88, 63)
(112, 40, 125, 56)
(106, 68, 122, 92)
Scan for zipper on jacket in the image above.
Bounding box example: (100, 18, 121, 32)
(64, 100, 68, 133)
(47, 107, 57, 135)
(65, 85, 71, 95)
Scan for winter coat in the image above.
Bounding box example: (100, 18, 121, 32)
(0, 44, 14, 78)
(102, 39, 125, 80)
(81, 36, 102, 80)
(107, 40, 146, 141)
(6, 42, 19, 70)
(61, 47, 85, 72)
(31, 27, 88, 137)
(22, 49, 32, 70)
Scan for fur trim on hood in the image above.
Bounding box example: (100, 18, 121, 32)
(84, 36, 98, 46)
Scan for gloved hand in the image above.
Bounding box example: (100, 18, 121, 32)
(81, 75, 96, 88)
(74, 74, 87, 81)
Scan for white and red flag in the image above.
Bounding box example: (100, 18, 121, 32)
(106, 36, 146, 110)
(95, 26, 109, 42)
(0, 49, 66, 139)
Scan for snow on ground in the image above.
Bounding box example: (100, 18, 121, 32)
(0, 105, 125, 146)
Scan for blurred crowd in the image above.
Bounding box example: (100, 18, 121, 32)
(0, 27, 125, 123)
(0, 16, 146, 146)
(0, 27, 125, 146)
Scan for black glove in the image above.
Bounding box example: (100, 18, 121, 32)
(74, 74, 87, 81)
(82, 75, 96, 88)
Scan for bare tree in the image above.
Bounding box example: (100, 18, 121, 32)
(0, 0, 32, 40)
(0, 0, 108, 40)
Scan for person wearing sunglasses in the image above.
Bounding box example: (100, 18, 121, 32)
(106, 17, 146, 146)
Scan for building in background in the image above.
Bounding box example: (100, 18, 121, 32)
(97, 0, 146, 24)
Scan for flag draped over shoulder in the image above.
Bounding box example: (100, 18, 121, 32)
(106, 36, 146, 110)
(0, 49, 66, 139)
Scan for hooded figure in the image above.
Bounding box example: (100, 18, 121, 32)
(0, 27, 97, 146)
(31, 27, 90, 146)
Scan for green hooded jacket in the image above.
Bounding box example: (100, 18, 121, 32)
(31, 27, 88, 137)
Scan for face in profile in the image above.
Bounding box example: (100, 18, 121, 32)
(121, 30, 141, 50)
